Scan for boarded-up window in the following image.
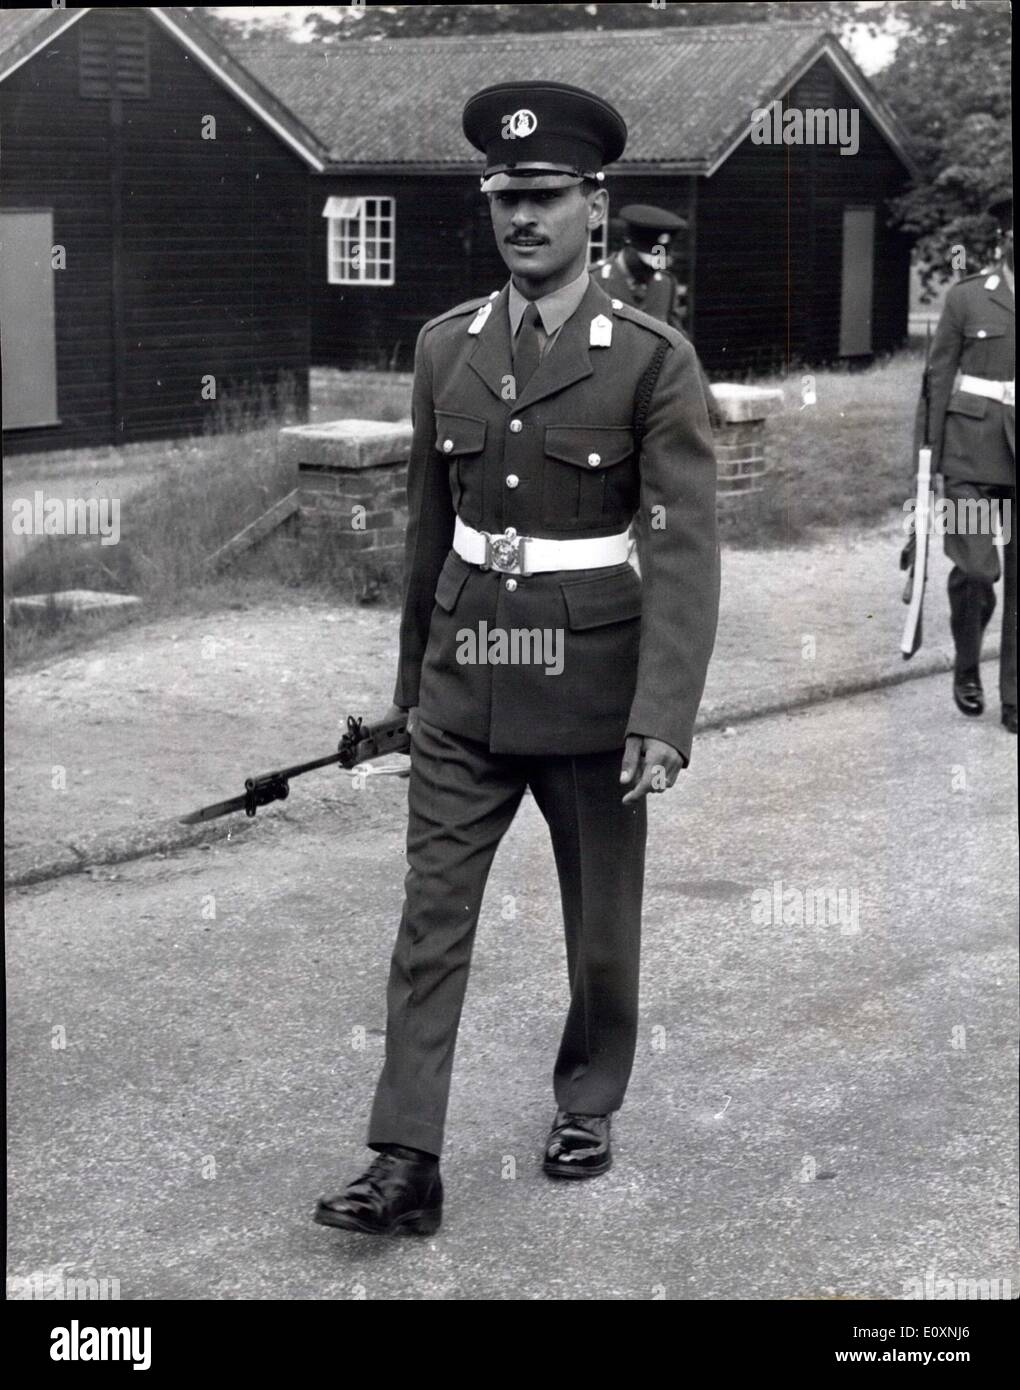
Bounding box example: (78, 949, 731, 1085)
(1, 211, 59, 430)
(79, 12, 150, 99)
(839, 207, 875, 357)
(323, 197, 395, 286)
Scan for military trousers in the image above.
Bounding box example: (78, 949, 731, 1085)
(943, 478, 1017, 708)
(367, 715, 647, 1157)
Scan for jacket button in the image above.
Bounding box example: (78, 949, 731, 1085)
(588, 453, 601, 467)
(509, 419, 523, 433)
(506, 474, 519, 488)
(505, 578, 518, 592)
(442, 439, 454, 452)
(977, 330, 987, 338)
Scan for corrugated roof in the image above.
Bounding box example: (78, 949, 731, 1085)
(224, 23, 915, 174)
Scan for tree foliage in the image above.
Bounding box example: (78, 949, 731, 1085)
(870, 0, 1011, 287)
(199, 2, 879, 46)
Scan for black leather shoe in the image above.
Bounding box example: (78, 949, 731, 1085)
(314, 1150, 442, 1235)
(543, 1111, 612, 1179)
(953, 673, 984, 717)
(1003, 705, 1018, 734)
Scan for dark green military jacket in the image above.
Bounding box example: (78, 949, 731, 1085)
(393, 277, 720, 762)
(923, 269, 1015, 485)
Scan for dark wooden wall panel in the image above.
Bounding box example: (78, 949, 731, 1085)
(1, 21, 115, 450)
(695, 57, 911, 373)
(2, 8, 310, 454)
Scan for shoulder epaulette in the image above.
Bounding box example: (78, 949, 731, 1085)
(954, 266, 1002, 287)
(423, 293, 497, 333)
(609, 299, 683, 345)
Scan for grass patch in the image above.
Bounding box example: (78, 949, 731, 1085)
(718, 347, 921, 548)
(309, 367, 412, 425)
(3, 375, 409, 670)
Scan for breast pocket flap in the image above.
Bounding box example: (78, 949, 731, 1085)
(561, 572, 643, 630)
(545, 427, 634, 470)
(435, 412, 487, 456)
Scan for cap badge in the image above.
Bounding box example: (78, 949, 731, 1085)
(502, 109, 538, 141)
(468, 302, 493, 335)
(590, 314, 613, 348)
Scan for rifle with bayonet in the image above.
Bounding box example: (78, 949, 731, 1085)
(900, 323, 934, 659)
(179, 713, 410, 825)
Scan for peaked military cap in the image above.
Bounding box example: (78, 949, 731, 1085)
(463, 81, 627, 193)
(618, 203, 688, 250)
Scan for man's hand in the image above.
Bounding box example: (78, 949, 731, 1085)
(382, 703, 418, 735)
(620, 734, 685, 804)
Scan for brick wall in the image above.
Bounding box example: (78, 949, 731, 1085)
(279, 420, 413, 579)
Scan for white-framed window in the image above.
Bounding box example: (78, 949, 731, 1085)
(587, 211, 608, 266)
(322, 196, 395, 285)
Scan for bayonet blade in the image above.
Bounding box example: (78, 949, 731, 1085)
(179, 793, 250, 825)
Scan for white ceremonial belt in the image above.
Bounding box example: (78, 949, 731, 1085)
(958, 374, 1015, 407)
(453, 516, 631, 577)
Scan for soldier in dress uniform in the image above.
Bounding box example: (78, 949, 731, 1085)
(919, 192, 1015, 733)
(592, 203, 689, 328)
(314, 81, 720, 1236)
(592, 203, 720, 425)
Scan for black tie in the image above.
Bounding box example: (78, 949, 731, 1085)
(513, 302, 543, 398)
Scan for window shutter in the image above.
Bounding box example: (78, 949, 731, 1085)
(79, 20, 113, 99)
(79, 13, 150, 100)
(114, 17, 151, 99)
(322, 197, 364, 220)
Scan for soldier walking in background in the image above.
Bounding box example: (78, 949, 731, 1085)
(919, 193, 1015, 733)
(314, 81, 719, 1236)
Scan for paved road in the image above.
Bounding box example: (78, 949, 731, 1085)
(6, 668, 1017, 1300)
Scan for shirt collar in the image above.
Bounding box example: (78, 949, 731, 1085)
(508, 264, 591, 338)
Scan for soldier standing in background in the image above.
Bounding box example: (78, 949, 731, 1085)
(592, 203, 720, 427)
(592, 204, 690, 329)
(919, 192, 1015, 733)
(313, 81, 719, 1237)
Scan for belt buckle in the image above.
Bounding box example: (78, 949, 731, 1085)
(484, 527, 528, 576)
(1003, 382, 1015, 408)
